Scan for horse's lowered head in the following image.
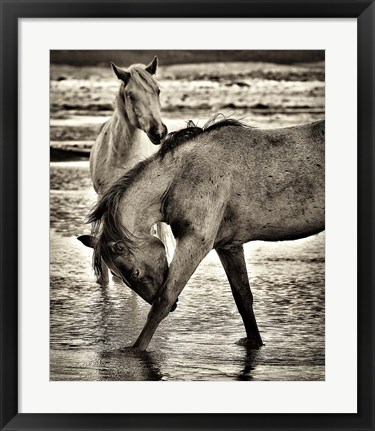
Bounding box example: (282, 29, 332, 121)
(111, 56, 168, 145)
(78, 233, 176, 310)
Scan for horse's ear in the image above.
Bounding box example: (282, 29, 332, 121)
(111, 62, 130, 85)
(77, 235, 96, 248)
(145, 56, 158, 75)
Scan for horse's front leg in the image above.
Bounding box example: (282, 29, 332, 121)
(133, 234, 212, 351)
(216, 245, 263, 349)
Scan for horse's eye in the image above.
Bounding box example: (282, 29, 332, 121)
(133, 268, 140, 279)
(128, 93, 135, 102)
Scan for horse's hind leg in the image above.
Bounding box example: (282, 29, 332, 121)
(216, 245, 263, 349)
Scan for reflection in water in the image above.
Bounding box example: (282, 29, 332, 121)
(237, 348, 260, 381)
(98, 349, 163, 381)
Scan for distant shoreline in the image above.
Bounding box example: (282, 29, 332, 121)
(51, 49, 324, 67)
(50, 60, 324, 161)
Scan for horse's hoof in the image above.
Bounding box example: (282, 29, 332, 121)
(119, 346, 140, 354)
(131, 343, 148, 352)
(236, 337, 264, 349)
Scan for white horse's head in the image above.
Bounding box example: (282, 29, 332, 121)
(111, 57, 168, 145)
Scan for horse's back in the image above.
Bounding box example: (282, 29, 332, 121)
(184, 121, 324, 177)
(197, 120, 324, 152)
(165, 120, 325, 245)
(171, 120, 324, 177)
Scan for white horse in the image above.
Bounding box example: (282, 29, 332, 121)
(88, 56, 171, 284)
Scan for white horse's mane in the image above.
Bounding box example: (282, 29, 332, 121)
(128, 65, 160, 93)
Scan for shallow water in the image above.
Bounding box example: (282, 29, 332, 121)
(50, 162, 325, 381)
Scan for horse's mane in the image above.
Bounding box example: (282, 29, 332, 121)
(87, 158, 156, 277)
(98, 119, 110, 133)
(128, 65, 160, 93)
(158, 116, 247, 158)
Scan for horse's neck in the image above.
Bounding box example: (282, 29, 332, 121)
(108, 109, 138, 156)
(119, 160, 172, 237)
(106, 97, 148, 169)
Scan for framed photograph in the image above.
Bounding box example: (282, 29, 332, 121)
(1, 1, 374, 430)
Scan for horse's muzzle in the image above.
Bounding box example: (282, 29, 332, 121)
(148, 124, 168, 145)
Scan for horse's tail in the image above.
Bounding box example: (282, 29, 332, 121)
(155, 222, 175, 263)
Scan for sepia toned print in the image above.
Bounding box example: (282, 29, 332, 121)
(50, 50, 325, 381)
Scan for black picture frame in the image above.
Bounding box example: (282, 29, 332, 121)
(1, 1, 374, 430)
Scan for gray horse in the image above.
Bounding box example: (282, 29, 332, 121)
(79, 118, 325, 351)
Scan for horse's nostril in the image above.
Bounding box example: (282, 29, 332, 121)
(150, 125, 167, 140)
(148, 125, 168, 145)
